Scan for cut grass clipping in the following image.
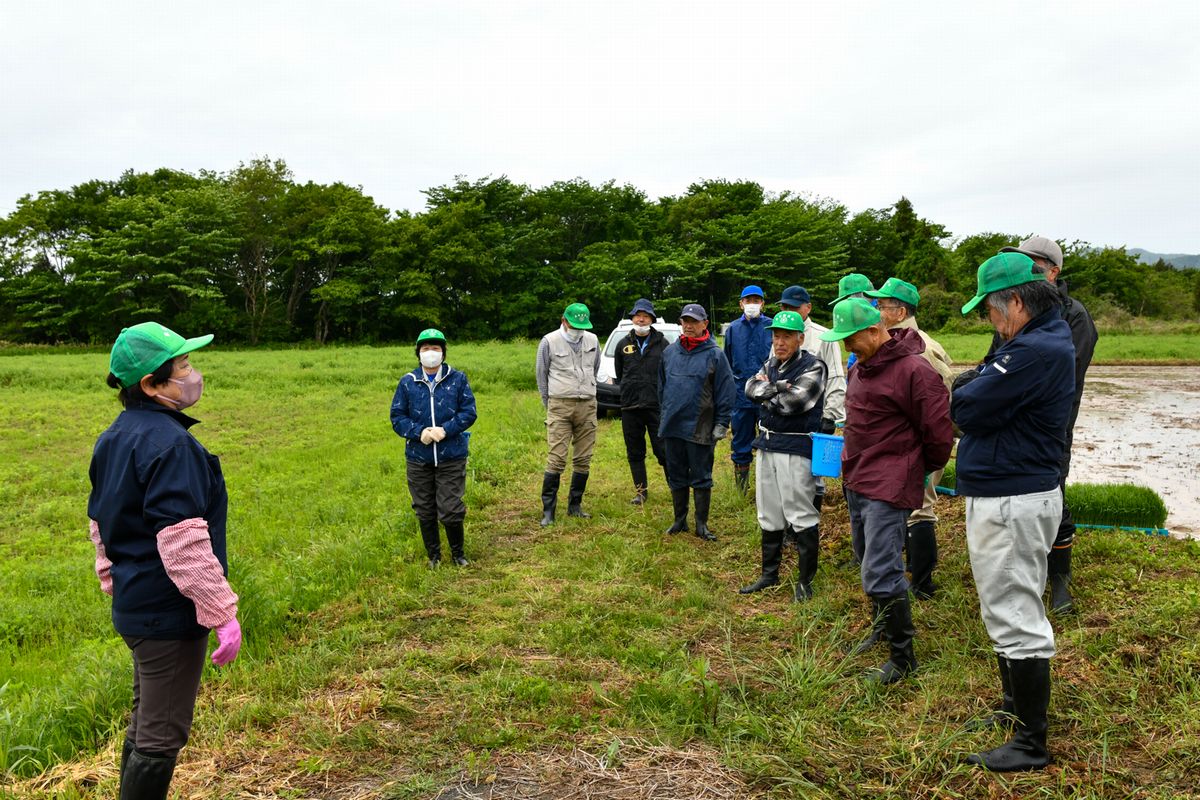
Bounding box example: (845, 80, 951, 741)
(939, 461, 1167, 530)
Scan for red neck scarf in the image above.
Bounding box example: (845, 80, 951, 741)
(679, 330, 711, 351)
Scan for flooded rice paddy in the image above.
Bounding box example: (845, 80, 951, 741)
(1071, 366, 1200, 538)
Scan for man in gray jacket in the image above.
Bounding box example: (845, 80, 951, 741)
(535, 303, 600, 526)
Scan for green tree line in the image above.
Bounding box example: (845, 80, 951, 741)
(2, 158, 1197, 344)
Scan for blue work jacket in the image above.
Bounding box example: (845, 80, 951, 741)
(390, 364, 477, 466)
(658, 336, 736, 444)
(724, 314, 773, 408)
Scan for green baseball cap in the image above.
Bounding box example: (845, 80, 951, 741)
(109, 322, 213, 389)
(563, 302, 593, 330)
(867, 277, 921, 307)
(829, 273, 876, 304)
(820, 298, 881, 342)
(416, 328, 446, 346)
(961, 252, 1043, 315)
(766, 310, 805, 333)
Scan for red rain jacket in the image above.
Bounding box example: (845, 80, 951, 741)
(842, 328, 954, 509)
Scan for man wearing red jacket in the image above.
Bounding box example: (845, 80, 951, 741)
(821, 298, 953, 684)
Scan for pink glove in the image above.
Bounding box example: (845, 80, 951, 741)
(211, 617, 242, 666)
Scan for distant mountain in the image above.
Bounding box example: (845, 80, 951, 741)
(1127, 249, 1200, 269)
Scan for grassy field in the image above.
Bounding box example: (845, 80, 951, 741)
(2, 343, 1199, 799)
(932, 332, 1200, 365)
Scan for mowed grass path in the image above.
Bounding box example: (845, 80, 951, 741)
(2, 343, 1199, 799)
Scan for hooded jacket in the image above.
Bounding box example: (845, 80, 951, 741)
(390, 364, 478, 466)
(953, 308, 1075, 497)
(842, 328, 954, 509)
(658, 335, 736, 444)
(613, 326, 668, 409)
(724, 313, 773, 408)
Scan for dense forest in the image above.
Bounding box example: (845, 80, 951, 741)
(2, 158, 1197, 344)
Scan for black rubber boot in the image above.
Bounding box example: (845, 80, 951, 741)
(794, 525, 820, 601)
(965, 653, 1016, 731)
(119, 738, 134, 782)
(445, 520, 468, 566)
(906, 521, 938, 600)
(739, 529, 784, 593)
(782, 524, 798, 551)
(733, 464, 751, 495)
(665, 488, 689, 534)
(540, 472, 560, 527)
(813, 489, 824, 514)
(1047, 547, 1073, 615)
(967, 658, 1051, 771)
(629, 461, 648, 505)
(567, 471, 591, 518)
(418, 517, 441, 568)
(120, 749, 176, 800)
(867, 594, 917, 684)
(850, 597, 886, 655)
(693, 488, 716, 541)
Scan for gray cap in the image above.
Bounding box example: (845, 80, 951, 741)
(680, 303, 708, 321)
(1001, 235, 1063, 269)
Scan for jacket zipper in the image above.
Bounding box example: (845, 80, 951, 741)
(427, 369, 439, 467)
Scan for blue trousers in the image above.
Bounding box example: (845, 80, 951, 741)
(847, 488, 911, 598)
(729, 405, 757, 466)
(663, 437, 715, 489)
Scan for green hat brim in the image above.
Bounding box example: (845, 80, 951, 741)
(566, 320, 593, 330)
(174, 334, 214, 358)
(818, 328, 855, 342)
(960, 294, 987, 315)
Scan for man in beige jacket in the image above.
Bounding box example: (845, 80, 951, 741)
(870, 278, 953, 600)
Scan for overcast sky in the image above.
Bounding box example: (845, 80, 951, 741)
(3, 1, 1198, 251)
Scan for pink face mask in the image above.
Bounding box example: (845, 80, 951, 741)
(160, 368, 204, 410)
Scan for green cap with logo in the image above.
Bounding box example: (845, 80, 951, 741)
(829, 273, 876, 305)
(820, 298, 881, 342)
(867, 277, 921, 307)
(109, 322, 213, 389)
(961, 252, 1043, 315)
(563, 302, 593, 330)
(766, 309, 806, 333)
(416, 328, 446, 346)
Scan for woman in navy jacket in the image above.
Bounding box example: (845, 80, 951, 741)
(390, 328, 478, 567)
(88, 322, 241, 799)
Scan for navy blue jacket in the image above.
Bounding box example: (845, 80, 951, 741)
(658, 336, 736, 444)
(724, 314, 773, 408)
(747, 350, 826, 458)
(390, 364, 477, 465)
(952, 309, 1075, 497)
(88, 402, 228, 640)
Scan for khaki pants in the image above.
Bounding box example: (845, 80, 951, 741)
(546, 396, 598, 474)
(908, 466, 943, 525)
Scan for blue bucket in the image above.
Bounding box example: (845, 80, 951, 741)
(810, 433, 844, 477)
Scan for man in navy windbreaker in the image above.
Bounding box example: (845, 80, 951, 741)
(723, 285, 772, 493)
(391, 329, 478, 568)
(659, 303, 736, 541)
(951, 253, 1075, 773)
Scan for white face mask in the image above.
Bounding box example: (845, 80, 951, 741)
(419, 350, 443, 369)
(743, 303, 762, 319)
(562, 325, 583, 343)
(632, 324, 651, 336)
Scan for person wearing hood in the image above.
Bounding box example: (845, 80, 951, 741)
(659, 304, 737, 541)
(723, 285, 773, 494)
(88, 322, 242, 798)
(613, 298, 670, 504)
(867, 278, 954, 601)
(535, 303, 601, 525)
(821, 299, 953, 684)
(390, 328, 478, 567)
(739, 311, 827, 601)
(951, 253, 1076, 772)
(978, 236, 1097, 616)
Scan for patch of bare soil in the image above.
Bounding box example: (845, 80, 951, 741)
(432, 740, 760, 800)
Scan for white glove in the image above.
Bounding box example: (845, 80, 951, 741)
(419, 428, 435, 445)
(429, 427, 447, 442)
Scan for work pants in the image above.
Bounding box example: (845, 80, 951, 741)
(545, 396, 598, 474)
(121, 635, 208, 757)
(755, 449, 819, 531)
(846, 488, 911, 598)
(663, 437, 715, 490)
(406, 458, 468, 523)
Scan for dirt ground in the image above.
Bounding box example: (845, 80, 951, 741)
(1071, 366, 1200, 538)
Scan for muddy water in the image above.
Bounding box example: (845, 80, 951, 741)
(1070, 366, 1200, 538)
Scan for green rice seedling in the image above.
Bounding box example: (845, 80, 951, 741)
(1065, 482, 1168, 529)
